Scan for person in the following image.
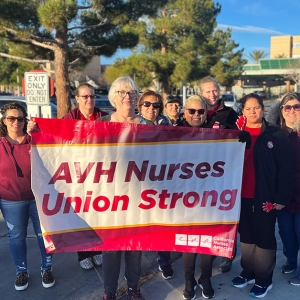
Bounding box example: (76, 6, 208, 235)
(178, 95, 216, 300)
(137, 90, 169, 125)
(267, 92, 300, 285)
(199, 76, 238, 129)
(0, 102, 55, 291)
(230, 93, 294, 298)
(98, 76, 152, 300)
(63, 82, 107, 270)
(137, 90, 174, 280)
(164, 94, 183, 125)
(199, 76, 238, 272)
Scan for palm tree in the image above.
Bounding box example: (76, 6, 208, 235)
(274, 53, 287, 58)
(246, 50, 268, 64)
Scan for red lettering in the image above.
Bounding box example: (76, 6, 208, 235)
(93, 162, 116, 183)
(169, 192, 183, 209)
(75, 162, 95, 183)
(158, 189, 170, 209)
(149, 164, 167, 181)
(201, 190, 218, 207)
(125, 160, 149, 182)
(83, 191, 93, 212)
(48, 162, 72, 184)
(93, 196, 110, 212)
(166, 163, 181, 180)
(219, 189, 237, 210)
(111, 195, 129, 211)
(211, 161, 225, 177)
(42, 192, 64, 216)
(139, 189, 157, 209)
(195, 162, 210, 179)
(179, 163, 194, 179)
(183, 192, 200, 208)
(64, 196, 82, 213)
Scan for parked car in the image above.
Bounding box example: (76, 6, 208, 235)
(70, 94, 115, 114)
(253, 90, 266, 99)
(221, 93, 241, 114)
(0, 96, 57, 118)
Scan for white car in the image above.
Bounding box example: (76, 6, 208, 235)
(221, 93, 241, 115)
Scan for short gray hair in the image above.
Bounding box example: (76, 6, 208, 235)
(185, 95, 207, 109)
(199, 76, 220, 94)
(108, 76, 139, 107)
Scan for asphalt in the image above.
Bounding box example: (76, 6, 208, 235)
(0, 212, 299, 300)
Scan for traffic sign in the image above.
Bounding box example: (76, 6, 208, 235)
(24, 71, 50, 105)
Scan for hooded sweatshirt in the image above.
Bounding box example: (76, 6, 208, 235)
(0, 135, 34, 201)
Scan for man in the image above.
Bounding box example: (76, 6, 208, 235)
(200, 76, 238, 273)
(164, 95, 183, 125)
(200, 76, 238, 129)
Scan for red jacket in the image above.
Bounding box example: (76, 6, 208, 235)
(0, 135, 34, 201)
(62, 107, 107, 120)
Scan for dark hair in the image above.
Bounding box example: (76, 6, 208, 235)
(0, 102, 28, 136)
(240, 93, 265, 110)
(75, 82, 94, 97)
(279, 92, 300, 135)
(138, 90, 164, 115)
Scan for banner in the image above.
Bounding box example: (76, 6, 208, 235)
(31, 118, 244, 258)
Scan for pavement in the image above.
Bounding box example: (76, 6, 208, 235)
(1, 212, 300, 300)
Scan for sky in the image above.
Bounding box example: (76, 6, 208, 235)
(101, 0, 300, 65)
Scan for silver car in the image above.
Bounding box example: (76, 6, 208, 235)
(221, 93, 241, 115)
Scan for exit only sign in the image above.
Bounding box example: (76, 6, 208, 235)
(24, 71, 50, 105)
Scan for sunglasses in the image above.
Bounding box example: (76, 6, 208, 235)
(6, 116, 26, 122)
(79, 95, 96, 100)
(281, 104, 300, 112)
(185, 108, 206, 115)
(142, 101, 161, 109)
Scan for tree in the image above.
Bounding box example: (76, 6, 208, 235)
(274, 53, 287, 58)
(209, 29, 247, 86)
(106, 0, 245, 95)
(246, 50, 268, 64)
(0, 0, 167, 117)
(283, 59, 300, 84)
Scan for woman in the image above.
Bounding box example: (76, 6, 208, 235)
(138, 90, 174, 280)
(98, 76, 151, 300)
(178, 95, 216, 300)
(231, 93, 294, 298)
(63, 82, 107, 270)
(0, 103, 55, 291)
(268, 92, 300, 285)
(137, 90, 169, 125)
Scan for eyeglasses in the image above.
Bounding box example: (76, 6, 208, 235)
(185, 108, 206, 115)
(281, 104, 300, 112)
(116, 90, 137, 98)
(142, 101, 161, 109)
(6, 116, 26, 123)
(79, 95, 96, 100)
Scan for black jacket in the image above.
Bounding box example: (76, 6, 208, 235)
(252, 119, 294, 210)
(205, 100, 238, 129)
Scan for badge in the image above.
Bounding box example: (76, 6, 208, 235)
(267, 141, 273, 148)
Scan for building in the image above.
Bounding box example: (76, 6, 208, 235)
(270, 35, 300, 58)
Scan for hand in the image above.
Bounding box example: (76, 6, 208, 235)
(236, 115, 247, 130)
(262, 201, 276, 213)
(238, 131, 251, 149)
(26, 118, 39, 136)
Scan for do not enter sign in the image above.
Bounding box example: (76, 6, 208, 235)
(24, 72, 50, 105)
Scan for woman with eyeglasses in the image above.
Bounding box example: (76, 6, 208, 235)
(137, 90, 169, 125)
(0, 103, 55, 291)
(97, 76, 152, 300)
(63, 83, 107, 269)
(177, 95, 217, 300)
(230, 93, 294, 298)
(267, 92, 300, 286)
(63, 82, 108, 120)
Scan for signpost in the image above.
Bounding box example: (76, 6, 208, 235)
(24, 71, 50, 105)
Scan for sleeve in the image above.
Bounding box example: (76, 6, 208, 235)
(273, 128, 294, 206)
